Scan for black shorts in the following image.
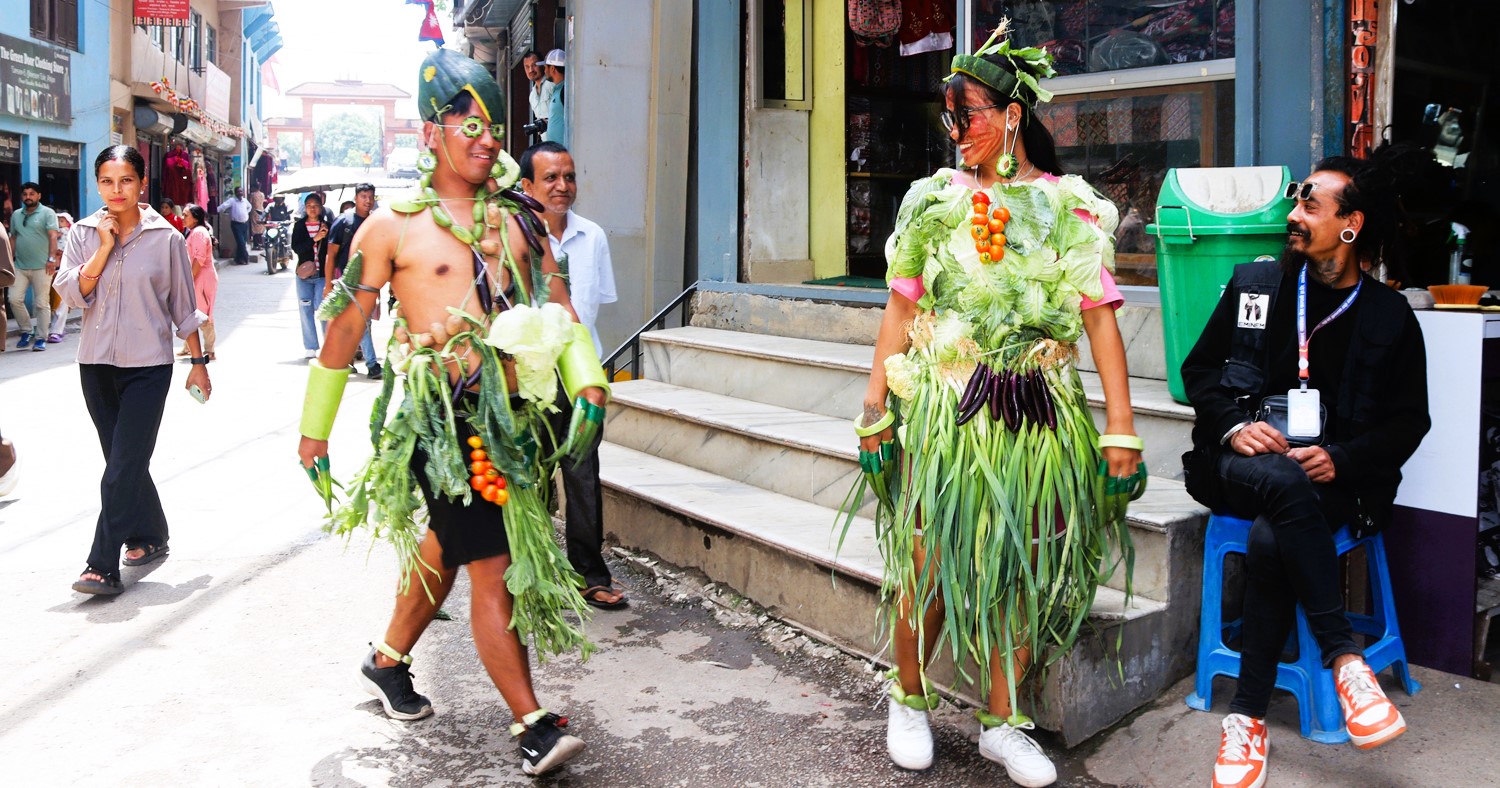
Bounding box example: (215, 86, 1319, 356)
(410, 412, 509, 570)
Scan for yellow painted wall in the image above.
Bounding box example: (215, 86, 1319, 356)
(808, 1, 846, 279)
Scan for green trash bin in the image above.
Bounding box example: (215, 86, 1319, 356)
(1148, 166, 1295, 404)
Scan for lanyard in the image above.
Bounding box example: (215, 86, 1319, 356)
(1296, 264, 1361, 388)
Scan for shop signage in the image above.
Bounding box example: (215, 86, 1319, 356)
(38, 139, 80, 170)
(0, 33, 71, 125)
(1349, 0, 1378, 158)
(133, 0, 191, 27)
(0, 132, 20, 165)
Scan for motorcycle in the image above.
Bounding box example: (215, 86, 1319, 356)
(263, 219, 292, 275)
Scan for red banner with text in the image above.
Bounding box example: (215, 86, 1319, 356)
(134, 0, 191, 28)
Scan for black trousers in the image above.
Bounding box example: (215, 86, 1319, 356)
(81, 364, 173, 579)
(1218, 451, 1363, 718)
(547, 393, 612, 589)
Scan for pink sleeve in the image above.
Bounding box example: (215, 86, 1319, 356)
(186, 228, 212, 267)
(889, 276, 926, 303)
(1080, 267, 1124, 311)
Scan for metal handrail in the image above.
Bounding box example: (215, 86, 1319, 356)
(604, 282, 699, 379)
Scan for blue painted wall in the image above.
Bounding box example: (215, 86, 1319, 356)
(1236, 0, 1349, 177)
(693, 0, 740, 284)
(0, 3, 112, 216)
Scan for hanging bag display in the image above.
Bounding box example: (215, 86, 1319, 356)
(849, 0, 902, 47)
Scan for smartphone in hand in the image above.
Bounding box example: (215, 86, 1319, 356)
(189, 384, 207, 404)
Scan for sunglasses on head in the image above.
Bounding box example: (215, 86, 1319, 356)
(940, 103, 1004, 133)
(1284, 181, 1320, 202)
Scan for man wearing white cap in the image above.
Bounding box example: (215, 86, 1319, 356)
(543, 48, 568, 146)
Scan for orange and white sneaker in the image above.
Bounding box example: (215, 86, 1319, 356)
(1336, 660, 1407, 749)
(1213, 713, 1269, 788)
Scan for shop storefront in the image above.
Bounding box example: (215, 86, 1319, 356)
(1349, 0, 1500, 681)
(839, 2, 1236, 285)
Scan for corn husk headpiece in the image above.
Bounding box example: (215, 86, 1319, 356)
(946, 18, 1058, 107)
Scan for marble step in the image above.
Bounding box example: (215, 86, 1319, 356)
(639, 326, 1194, 480)
(606, 377, 1205, 604)
(606, 378, 870, 517)
(598, 442, 1197, 747)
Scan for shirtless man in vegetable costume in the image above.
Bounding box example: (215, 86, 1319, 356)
(296, 48, 609, 777)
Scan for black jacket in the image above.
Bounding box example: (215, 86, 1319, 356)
(290, 211, 332, 266)
(1181, 260, 1430, 516)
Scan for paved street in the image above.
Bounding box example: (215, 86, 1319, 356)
(1, 262, 1497, 786)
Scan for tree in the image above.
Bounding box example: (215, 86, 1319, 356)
(315, 112, 381, 169)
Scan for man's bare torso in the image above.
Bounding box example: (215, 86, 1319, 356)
(354, 199, 536, 388)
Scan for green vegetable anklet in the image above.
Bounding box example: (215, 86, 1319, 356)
(885, 667, 941, 711)
(976, 709, 1034, 729)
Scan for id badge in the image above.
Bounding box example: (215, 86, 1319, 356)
(1287, 387, 1320, 439)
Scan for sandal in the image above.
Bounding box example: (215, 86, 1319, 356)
(72, 567, 123, 596)
(123, 543, 169, 567)
(580, 584, 628, 610)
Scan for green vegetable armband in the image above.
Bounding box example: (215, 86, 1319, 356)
(300, 360, 352, 440)
(557, 322, 611, 402)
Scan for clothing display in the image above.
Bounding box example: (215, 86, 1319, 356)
(163, 146, 194, 207)
(854, 167, 1133, 703)
(898, 0, 955, 57)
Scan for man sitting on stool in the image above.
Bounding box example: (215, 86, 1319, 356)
(1181, 150, 1430, 788)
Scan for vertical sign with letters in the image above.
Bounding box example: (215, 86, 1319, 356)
(1349, 0, 1378, 158)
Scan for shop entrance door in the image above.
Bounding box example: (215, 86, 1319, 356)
(37, 138, 81, 218)
(0, 131, 21, 226)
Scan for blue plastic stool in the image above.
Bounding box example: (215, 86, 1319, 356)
(1185, 513, 1421, 744)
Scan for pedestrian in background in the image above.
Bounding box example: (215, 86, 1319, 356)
(543, 49, 568, 146)
(522, 50, 553, 144)
(44, 211, 75, 343)
(7, 182, 58, 352)
(0, 220, 13, 352)
(178, 204, 218, 360)
(292, 192, 332, 360)
(160, 198, 185, 233)
(520, 142, 622, 609)
(217, 186, 252, 265)
(324, 183, 381, 379)
(54, 145, 212, 596)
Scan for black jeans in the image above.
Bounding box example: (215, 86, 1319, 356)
(81, 364, 173, 579)
(547, 393, 612, 589)
(231, 220, 250, 263)
(1218, 451, 1363, 718)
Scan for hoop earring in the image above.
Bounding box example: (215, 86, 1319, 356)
(1340, 228, 1357, 244)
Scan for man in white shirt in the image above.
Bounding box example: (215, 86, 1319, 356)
(217, 186, 253, 264)
(523, 51, 553, 143)
(521, 141, 623, 609)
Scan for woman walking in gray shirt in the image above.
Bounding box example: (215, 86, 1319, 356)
(54, 146, 212, 595)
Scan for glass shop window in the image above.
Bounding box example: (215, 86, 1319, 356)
(971, 0, 1235, 74)
(971, 1, 1238, 286)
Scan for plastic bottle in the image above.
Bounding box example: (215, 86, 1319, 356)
(1450, 222, 1472, 285)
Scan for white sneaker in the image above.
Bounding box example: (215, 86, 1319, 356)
(887, 699, 934, 770)
(305, 349, 318, 359)
(979, 719, 1057, 787)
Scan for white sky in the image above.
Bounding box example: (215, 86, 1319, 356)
(263, 1, 458, 121)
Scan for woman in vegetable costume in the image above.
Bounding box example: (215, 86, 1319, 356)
(851, 23, 1146, 786)
(295, 49, 610, 778)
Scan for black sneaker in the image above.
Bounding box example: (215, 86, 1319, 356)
(518, 712, 585, 776)
(367, 363, 383, 380)
(354, 348, 365, 362)
(358, 647, 434, 720)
